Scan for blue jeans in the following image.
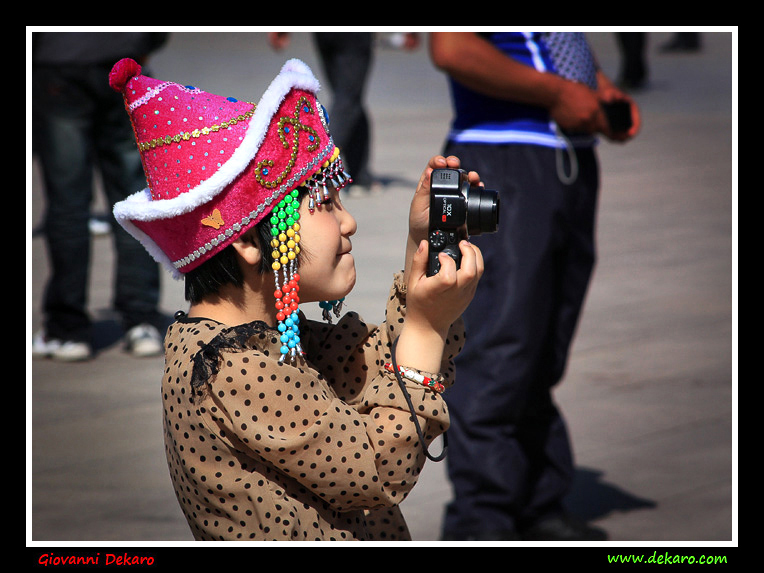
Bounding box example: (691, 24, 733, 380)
(33, 64, 161, 343)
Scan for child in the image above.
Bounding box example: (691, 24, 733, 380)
(110, 58, 483, 541)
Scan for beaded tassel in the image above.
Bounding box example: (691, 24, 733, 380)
(270, 189, 304, 363)
(319, 298, 345, 323)
(305, 146, 352, 213)
(270, 146, 352, 361)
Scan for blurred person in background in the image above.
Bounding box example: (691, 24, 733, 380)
(32, 32, 169, 361)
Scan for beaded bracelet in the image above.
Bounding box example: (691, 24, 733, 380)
(383, 363, 445, 393)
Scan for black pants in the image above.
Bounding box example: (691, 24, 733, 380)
(33, 64, 161, 343)
(313, 32, 373, 186)
(442, 143, 599, 537)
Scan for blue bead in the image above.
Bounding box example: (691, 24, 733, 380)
(227, 96, 238, 102)
(285, 318, 294, 327)
(288, 340, 296, 349)
(280, 334, 289, 343)
(278, 323, 287, 332)
(280, 345, 289, 354)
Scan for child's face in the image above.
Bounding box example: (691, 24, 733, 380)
(295, 188, 357, 303)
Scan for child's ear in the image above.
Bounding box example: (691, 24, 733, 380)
(231, 231, 262, 269)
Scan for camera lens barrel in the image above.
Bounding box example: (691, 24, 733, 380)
(465, 186, 500, 236)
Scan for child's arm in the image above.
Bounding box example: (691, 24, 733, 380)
(397, 156, 484, 373)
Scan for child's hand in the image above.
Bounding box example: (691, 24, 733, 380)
(404, 156, 481, 286)
(395, 238, 484, 374)
(407, 239, 484, 334)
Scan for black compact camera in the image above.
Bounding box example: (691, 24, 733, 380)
(427, 168, 500, 276)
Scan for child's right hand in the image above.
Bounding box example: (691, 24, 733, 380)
(394, 155, 485, 374)
(395, 238, 483, 374)
(406, 238, 484, 337)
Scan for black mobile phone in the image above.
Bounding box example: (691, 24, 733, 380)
(602, 101, 632, 133)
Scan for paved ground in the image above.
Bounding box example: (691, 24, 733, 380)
(28, 31, 735, 548)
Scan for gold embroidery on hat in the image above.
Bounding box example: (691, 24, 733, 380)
(137, 105, 257, 152)
(254, 96, 320, 190)
(201, 209, 224, 230)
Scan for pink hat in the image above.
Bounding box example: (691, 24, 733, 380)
(110, 58, 348, 278)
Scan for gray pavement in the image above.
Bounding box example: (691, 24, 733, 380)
(28, 31, 736, 546)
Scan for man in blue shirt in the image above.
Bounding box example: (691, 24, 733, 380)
(430, 32, 640, 541)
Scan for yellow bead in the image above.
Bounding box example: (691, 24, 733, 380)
(271, 238, 280, 248)
(272, 261, 281, 271)
(279, 244, 288, 253)
(294, 245, 301, 254)
(294, 234, 301, 243)
(293, 223, 300, 232)
(271, 250, 280, 259)
(278, 233, 287, 243)
(280, 255, 288, 265)
(286, 228, 295, 237)
(287, 251, 296, 260)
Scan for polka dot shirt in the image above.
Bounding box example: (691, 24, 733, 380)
(162, 274, 464, 541)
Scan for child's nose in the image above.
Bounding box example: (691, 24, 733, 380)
(341, 208, 357, 237)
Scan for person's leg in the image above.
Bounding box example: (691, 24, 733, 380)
(313, 33, 374, 187)
(33, 65, 95, 351)
(517, 146, 605, 540)
(94, 65, 163, 354)
(442, 144, 574, 539)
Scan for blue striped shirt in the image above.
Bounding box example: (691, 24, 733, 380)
(447, 32, 596, 149)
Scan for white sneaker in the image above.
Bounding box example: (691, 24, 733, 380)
(32, 330, 92, 361)
(125, 324, 163, 357)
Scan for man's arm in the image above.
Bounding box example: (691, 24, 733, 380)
(429, 32, 607, 135)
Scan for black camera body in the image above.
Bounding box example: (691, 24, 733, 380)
(427, 168, 500, 276)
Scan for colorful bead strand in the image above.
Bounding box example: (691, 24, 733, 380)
(271, 189, 304, 363)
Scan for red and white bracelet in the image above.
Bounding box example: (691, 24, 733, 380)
(384, 363, 445, 393)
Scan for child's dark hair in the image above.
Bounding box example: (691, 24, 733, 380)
(184, 187, 308, 303)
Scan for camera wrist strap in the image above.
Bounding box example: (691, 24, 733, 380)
(390, 336, 448, 462)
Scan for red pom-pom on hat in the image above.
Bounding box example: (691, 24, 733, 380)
(109, 58, 142, 92)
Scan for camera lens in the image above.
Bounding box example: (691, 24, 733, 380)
(466, 187, 500, 235)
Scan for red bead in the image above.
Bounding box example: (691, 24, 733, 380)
(290, 301, 299, 311)
(275, 300, 284, 310)
(293, 273, 300, 282)
(274, 289, 283, 299)
(276, 311, 285, 322)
